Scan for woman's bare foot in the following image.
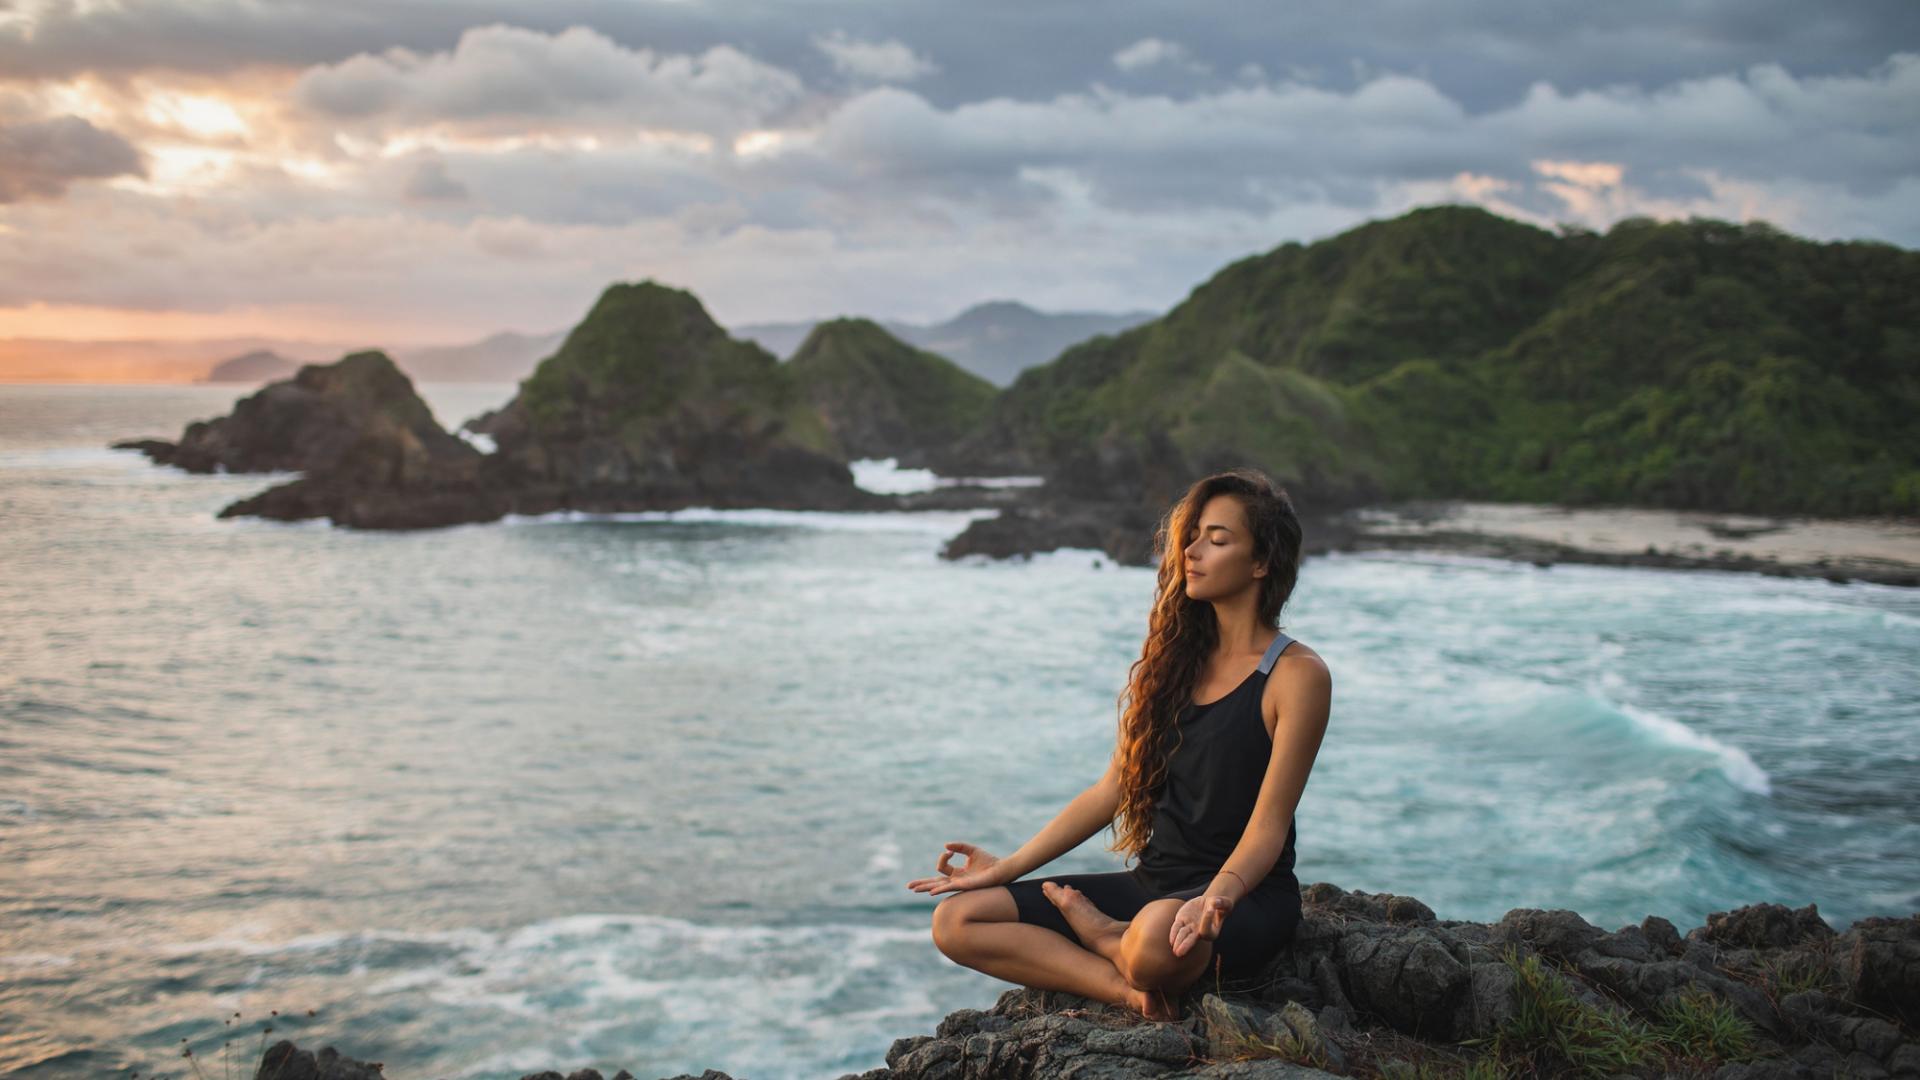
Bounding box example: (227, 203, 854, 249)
(1040, 881, 1128, 962)
(1124, 985, 1183, 1022)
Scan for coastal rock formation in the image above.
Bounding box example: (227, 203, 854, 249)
(787, 317, 998, 468)
(243, 890, 1920, 1080)
(113, 350, 470, 477)
(116, 282, 908, 528)
(461, 281, 892, 514)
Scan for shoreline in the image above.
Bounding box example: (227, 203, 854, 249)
(1314, 500, 1920, 588)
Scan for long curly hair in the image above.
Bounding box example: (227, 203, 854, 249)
(1105, 467, 1304, 865)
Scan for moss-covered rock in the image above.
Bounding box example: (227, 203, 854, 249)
(787, 317, 997, 466)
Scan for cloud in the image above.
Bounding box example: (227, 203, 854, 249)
(0, 114, 144, 201)
(293, 23, 807, 137)
(1111, 37, 1206, 74)
(812, 30, 937, 82)
(402, 156, 468, 201)
(2, 4, 1918, 339)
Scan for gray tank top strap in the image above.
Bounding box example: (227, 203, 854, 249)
(1257, 630, 1295, 674)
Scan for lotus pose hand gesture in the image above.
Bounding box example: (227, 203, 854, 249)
(1169, 893, 1233, 956)
(905, 841, 1006, 895)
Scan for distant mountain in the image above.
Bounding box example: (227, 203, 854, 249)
(733, 300, 1159, 387)
(786, 318, 997, 466)
(199, 349, 300, 384)
(396, 330, 566, 383)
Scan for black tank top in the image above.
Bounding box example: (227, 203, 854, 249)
(1131, 631, 1300, 895)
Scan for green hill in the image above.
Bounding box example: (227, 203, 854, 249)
(787, 317, 997, 462)
(510, 280, 834, 457)
(957, 205, 1920, 517)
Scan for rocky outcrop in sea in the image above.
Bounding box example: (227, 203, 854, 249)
(111, 283, 920, 528)
(223, 886, 1918, 1080)
(113, 349, 473, 478)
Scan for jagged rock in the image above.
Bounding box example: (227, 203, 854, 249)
(119, 284, 919, 529)
(1336, 924, 1478, 1041)
(1698, 902, 1837, 950)
(883, 890, 1916, 1079)
(939, 498, 1160, 565)
(114, 350, 473, 478)
(255, 1038, 388, 1079)
(1494, 906, 1608, 959)
(1641, 914, 1685, 956)
(482, 282, 877, 508)
(1843, 914, 1920, 1028)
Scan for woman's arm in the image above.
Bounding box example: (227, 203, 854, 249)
(1208, 653, 1332, 903)
(988, 754, 1124, 884)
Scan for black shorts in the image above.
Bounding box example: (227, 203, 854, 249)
(1001, 867, 1302, 982)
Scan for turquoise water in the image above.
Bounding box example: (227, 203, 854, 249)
(2, 384, 1916, 1079)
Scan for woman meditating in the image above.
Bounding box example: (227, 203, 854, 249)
(908, 467, 1332, 1021)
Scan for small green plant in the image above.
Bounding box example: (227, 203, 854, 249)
(1649, 985, 1760, 1065)
(1483, 945, 1663, 1078)
(1228, 1022, 1334, 1070)
(1756, 943, 1845, 999)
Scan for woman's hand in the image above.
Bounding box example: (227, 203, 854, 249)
(1169, 893, 1233, 956)
(906, 841, 1006, 895)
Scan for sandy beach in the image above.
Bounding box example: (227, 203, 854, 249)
(1336, 500, 1920, 587)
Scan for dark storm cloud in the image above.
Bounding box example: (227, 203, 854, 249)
(0, 115, 143, 202)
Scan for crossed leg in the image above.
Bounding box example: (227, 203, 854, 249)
(930, 881, 1219, 1020)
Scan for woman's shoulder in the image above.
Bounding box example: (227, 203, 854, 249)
(1271, 637, 1330, 683)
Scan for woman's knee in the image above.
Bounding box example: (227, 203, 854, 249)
(930, 887, 1013, 957)
(1116, 899, 1207, 988)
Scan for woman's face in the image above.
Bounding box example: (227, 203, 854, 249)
(1182, 494, 1265, 600)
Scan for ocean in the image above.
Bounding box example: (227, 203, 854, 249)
(2, 383, 1916, 1080)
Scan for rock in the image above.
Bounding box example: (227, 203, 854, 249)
(115, 350, 473, 478)
(1842, 914, 1920, 1028)
(1641, 914, 1685, 956)
(939, 498, 1160, 565)
(1335, 924, 1476, 1041)
(786, 317, 998, 466)
(1700, 902, 1836, 950)
(254, 1039, 388, 1079)
(483, 282, 882, 511)
(1495, 906, 1607, 959)
(886, 1035, 935, 1068)
(125, 283, 921, 530)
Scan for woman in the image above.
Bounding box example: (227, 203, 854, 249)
(908, 467, 1332, 1021)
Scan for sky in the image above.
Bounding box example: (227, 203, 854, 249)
(1, 0, 1917, 347)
